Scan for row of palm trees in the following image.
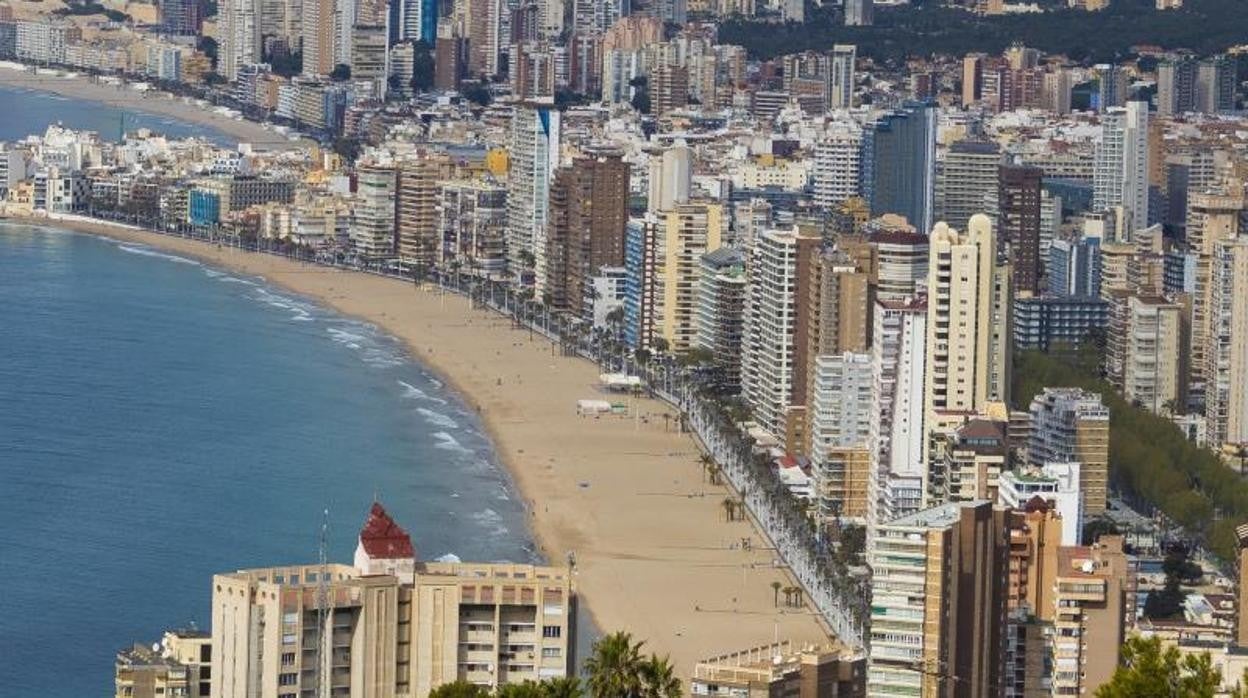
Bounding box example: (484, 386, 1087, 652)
(426, 632, 680, 698)
(769, 581, 806, 608)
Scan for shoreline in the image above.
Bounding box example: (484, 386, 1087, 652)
(3, 214, 832, 675)
(0, 64, 312, 150)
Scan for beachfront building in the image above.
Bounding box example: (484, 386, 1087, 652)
(808, 352, 872, 524)
(690, 641, 865, 697)
(352, 164, 398, 259)
(870, 296, 927, 525)
(438, 179, 508, 276)
(867, 501, 1009, 697)
(741, 227, 818, 441)
(544, 152, 630, 317)
(507, 101, 561, 287)
(695, 247, 747, 393)
(1028, 387, 1110, 517)
(211, 504, 574, 698)
(396, 153, 449, 267)
(657, 201, 724, 352)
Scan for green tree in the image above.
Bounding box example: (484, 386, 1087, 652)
(427, 681, 492, 698)
(1096, 636, 1221, 698)
(584, 632, 645, 698)
(538, 677, 583, 698)
(639, 655, 681, 698)
(496, 681, 545, 698)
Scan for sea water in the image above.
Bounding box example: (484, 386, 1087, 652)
(0, 225, 537, 694)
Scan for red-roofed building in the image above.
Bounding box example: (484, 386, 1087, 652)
(353, 502, 417, 576)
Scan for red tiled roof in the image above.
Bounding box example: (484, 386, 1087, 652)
(359, 502, 415, 559)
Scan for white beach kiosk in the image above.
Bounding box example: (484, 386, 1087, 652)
(598, 373, 643, 392)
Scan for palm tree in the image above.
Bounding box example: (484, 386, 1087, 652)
(722, 497, 737, 522)
(539, 676, 583, 698)
(496, 681, 545, 698)
(584, 631, 644, 698)
(771, 580, 782, 607)
(699, 453, 715, 482)
(639, 655, 681, 698)
(427, 681, 491, 698)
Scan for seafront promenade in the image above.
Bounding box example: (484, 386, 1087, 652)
(3, 211, 838, 674)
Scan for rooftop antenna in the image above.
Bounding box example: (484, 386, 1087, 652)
(315, 508, 331, 698)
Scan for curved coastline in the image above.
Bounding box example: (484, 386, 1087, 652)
(6, 212, 832, 675)
(0, 65, 312, 149)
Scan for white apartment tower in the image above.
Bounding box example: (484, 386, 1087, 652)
(1093, 101, 1150, 238)
(507, 101, 562, 286)
(351, 165, 397, 258)
(220, 0, 261, 80)
(1206, 237, 1248, 449)
(809, 352, 873, 521)
(812, 120, 862, 210)
(870, 297, 928, 526)
(741, 228, 803, 440)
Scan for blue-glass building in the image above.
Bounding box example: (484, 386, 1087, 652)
(1014, 295, 1108, 353)
(188, 189, 221, 226)
(861, 101, 936, 234)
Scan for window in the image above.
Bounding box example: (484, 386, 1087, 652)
(282, 652, 296, 666)
(542, 626, 561, 639)
(542, 647, 561, 658)
(278, 672, 297, 686)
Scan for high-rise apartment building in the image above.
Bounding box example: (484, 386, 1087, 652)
(300, 0, 337, 75)
(844, 0, 872, 25)
(351, 164, 397, 258)
(935, 140, 1000, 232)
(932, 418, 1008, 505)
(998, 164, 1043, 295)
(210, 504, 574, 698)
(867, 501, 1009, 697)
(1028, 387, 1110, 517)
(657, 201, 724, 351)
(544, 152, 629, 314)
(219, 0, 261, 80)
(1196, 55, 1236, 114)
(623, 215, 659, 350)
(741, 228, 817, 440)
(863, 102, 937, 235)
(870, 297, 927, 526)
(1050, 536, 1133, 696)
(396, 154, 449, 266)
(812, 120, 862, 210)
(870, 226, 928, 302)
(1048, 236, 1102, 297)
(159, 0, 202, 34)
(695, 247, 747, 393)
(1205, 237, 1248, 449)
(507, 101, 561, 286)
(829, 44, 856, 109)
(647, 141, 691, 214)
(1157, 55, 1198, 116)
(809, 352, 872, 523)
(1106, 292, 1185, 414)
(1187, 190, 1242, 394)
(924, 216, 998, 427)
(438, 179, 508, 275)
(1093, 101, 1150, 237)
(1094, 63, 1127, 110)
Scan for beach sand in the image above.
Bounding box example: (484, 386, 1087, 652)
(0, 66, 311, 150)
(10, 216, 834, 676)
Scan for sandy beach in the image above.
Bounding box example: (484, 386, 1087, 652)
(0, 65, 310, 150)
(5, 215, 832, 675)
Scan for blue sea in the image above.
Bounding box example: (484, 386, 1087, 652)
(0, 224, 538, 695)
(0, 83, 236, 145)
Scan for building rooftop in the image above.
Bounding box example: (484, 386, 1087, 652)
(359, 502, 415, 559)
(885, 500, 988, 529)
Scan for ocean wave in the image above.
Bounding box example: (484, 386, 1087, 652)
(432, 431, 470, 453)
(471, 508, 509, 537)
(117, 244, 201, 266)
(397, 379, 449, 404)
(250, 287, 314, 322)
(416, 407, 458, 430)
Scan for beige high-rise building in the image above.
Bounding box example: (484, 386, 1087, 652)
(1050, 536, 1133, 696)
(924, 215, 997, 429)
(658, 201, 723, 352)
(352, 165, 397, 258)
(1205, 236, 1248, 449)
(301, 0, 336, 75)
(397, 153, 453, 266)
(210, 504, 574, 698)
(1107, 292, 1186, 414)
(803, 246, 872, 446)
(867, 500, 1009, 697)
(1187, 190, 1243, 392)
